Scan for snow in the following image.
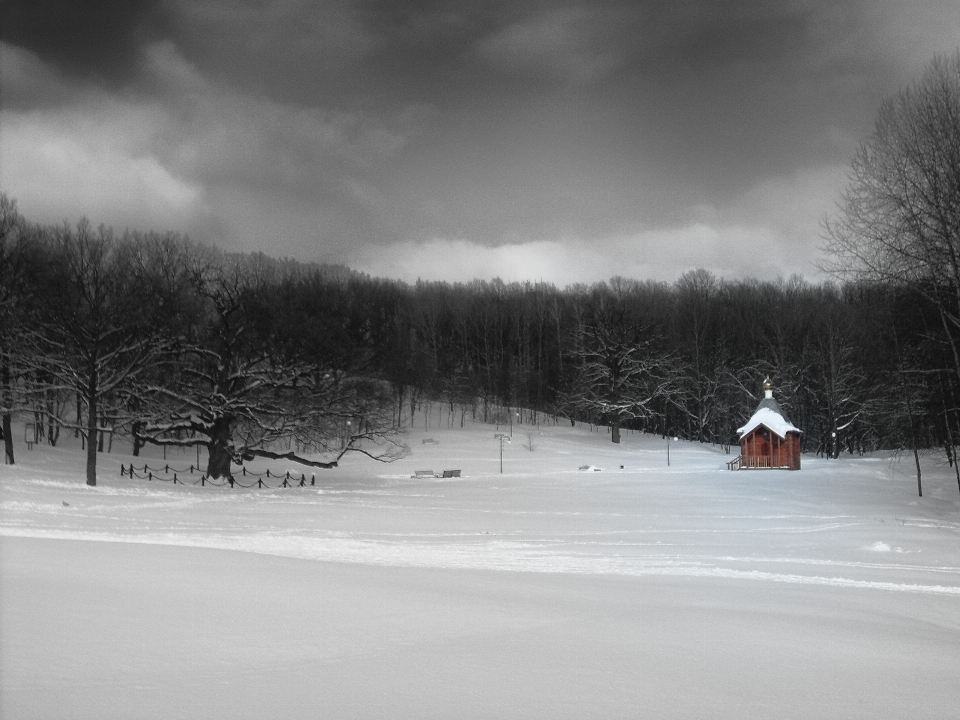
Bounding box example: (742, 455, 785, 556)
(737, 406, 801, 439)
(2, 417, 960, 719)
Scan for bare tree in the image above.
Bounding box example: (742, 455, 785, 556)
(27, 221, 178, 485)
(565, 281, 675, 443)
(139, 250, 404, 478)
(0, 195, 42, 464)
(823, 51, 960, 383)
(808, 295, 873, 458)
(673, 269, 723, 442)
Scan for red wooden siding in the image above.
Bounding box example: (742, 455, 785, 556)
(739, 426, 801, 470)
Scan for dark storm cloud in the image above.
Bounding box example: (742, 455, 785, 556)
(0, 0, 171, 83)
(163, 0, 504, 110)
(165, 0, 379, 99)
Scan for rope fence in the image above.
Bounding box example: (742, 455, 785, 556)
(119, 463, 317, 489)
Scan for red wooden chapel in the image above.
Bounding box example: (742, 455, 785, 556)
(731, 377, 801, 470)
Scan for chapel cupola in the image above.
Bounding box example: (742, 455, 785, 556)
(763, 375, 774, 399)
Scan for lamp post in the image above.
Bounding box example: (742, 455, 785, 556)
(494, 433, 509, 473)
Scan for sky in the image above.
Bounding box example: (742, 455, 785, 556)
(1, 1, 958, 287)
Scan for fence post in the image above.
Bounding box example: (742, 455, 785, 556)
(173, 474, 177, 485)
(311, 474, 315, 486)
(228, 477, 234, 488)
(258, 479, 263, 488)
(148, 472, 152, 481)
(201, 476, 205, 487)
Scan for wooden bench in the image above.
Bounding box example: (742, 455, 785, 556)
(413, 469, 461, 478)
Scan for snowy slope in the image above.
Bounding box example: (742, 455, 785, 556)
(2, 415, 959, 719)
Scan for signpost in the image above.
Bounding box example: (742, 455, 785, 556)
(494, 433, 510, 473)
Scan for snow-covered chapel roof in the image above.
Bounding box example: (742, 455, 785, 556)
(737, 378, 801, 439)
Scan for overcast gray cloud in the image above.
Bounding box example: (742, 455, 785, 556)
(476, 6, 637, 86)
(1, 0, 958, 285)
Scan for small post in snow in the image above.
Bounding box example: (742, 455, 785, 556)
(495, 433, 509, 473)
(667, 436, 678, 466)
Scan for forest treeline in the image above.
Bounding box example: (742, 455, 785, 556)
(2, 193, 958, 487)
(4, 52, 958, 491)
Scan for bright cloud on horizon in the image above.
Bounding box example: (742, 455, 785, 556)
(349, 222, 827, 288)
(344, 160, 849, 286)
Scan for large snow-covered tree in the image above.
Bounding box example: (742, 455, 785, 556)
(139, 251, 404, 478)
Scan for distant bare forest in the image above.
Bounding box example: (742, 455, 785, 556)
(3, 192, 959, 489)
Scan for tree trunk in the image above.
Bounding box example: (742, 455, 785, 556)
(2, 356, 13, 465)
(206, 417, 233, 479)
(132, 421, 144, 457)
(395, 383, 405, 427)
(46, 387, 57, 446)
(913, 445, 922, 498)
(2, 413, 11, 465)
(937, 375, 960, 498)
(611, 417, 621, 444)
(85, 377, 98, 487)
(905, 392, 921, 497)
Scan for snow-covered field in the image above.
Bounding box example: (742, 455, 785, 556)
(2, 415, 959, 719)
